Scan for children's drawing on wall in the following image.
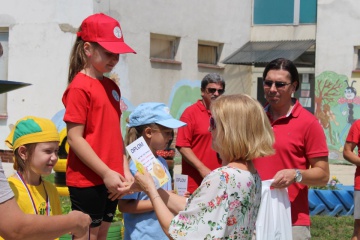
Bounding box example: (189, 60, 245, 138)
(167, 80, 201, 119)
(315, 71, 360, 163)
(338, 80, 360, 147)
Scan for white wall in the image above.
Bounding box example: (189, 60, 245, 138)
(94, 0, 252, 106)
(316, 0, 360, 75)
(0, 0, 94, 149)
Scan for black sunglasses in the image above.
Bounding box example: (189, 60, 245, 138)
(209, 116, 216, 131)
(206, 88, 225, 95)
(263, 80, 291, 88)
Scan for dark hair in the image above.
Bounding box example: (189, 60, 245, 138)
(0, 43, 3, 57)
(263, 58, 299, 91)
(201, 73, 225, 90)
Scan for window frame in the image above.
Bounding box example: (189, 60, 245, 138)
(197, 40, 224, 69)
(354, 46, 360, 71)
(0, 29, 9, 119)
(150, 33, 181, 65)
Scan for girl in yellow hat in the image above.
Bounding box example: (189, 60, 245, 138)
(4, 116, 62, 225)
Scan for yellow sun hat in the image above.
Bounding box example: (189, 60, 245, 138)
(5, 116, 60, 151)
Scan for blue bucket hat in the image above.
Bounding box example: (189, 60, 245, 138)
(127, 102, 186, 129)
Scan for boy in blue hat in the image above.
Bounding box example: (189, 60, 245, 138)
(118, 102, 185, 240)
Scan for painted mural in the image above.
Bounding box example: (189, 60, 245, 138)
(315, 71, 360, 164)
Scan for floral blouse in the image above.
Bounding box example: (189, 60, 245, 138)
(169, 166, 261, 240)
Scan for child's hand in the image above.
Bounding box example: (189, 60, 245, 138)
(103, 169, 126, 199)
(68, 210, 91, 239)
(108, 181, 142, 200)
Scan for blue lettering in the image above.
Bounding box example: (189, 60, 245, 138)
(131, 142, 144, 153)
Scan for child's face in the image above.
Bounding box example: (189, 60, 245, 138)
(29, 141, 59, 176)
(87, 43, 120, 74)
(148, 125, 173, 152)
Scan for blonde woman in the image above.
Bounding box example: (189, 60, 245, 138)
(131, 94, 275, 239)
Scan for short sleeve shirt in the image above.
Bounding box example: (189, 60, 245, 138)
(176, 100, 221, 193)
(345, 119, 360, 190)
(62, 73, 124, 187)
(253, 99, 328, 226)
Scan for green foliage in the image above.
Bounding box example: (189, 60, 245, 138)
(43, 173, 55, 183)
(310, 176, 340, 190)
(311, 216, 353, 239)
(60, 196, 71, 214)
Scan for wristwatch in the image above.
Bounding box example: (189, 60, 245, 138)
(294, 169, 302, 183)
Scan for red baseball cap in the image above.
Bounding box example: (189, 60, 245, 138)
(77, 13, 136, 54)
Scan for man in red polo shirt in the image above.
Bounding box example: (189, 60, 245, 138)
(253, 58, 329, 240)
(176, 73, 224, 193)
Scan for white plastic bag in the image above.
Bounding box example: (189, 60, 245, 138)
(256, 179, 292, 240)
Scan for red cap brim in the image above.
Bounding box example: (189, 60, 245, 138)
(98, 42, 136, 54)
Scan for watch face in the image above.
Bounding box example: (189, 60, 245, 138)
(295, 171, 302, 182)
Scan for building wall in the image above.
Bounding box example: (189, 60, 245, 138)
(0, 0, 95, 149)
(93, 0, 252, 106)
(0, 0, 251, 149)
(315, 0, 360, 163)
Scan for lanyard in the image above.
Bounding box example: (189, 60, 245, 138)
(16, 171, 50, 216)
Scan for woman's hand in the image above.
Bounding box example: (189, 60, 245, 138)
(124, 167, 135, 183)
(134, 168, 157, 195)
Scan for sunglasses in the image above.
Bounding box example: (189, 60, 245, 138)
(206, 88, 225, 95)
(209, 116, 216, 131)
(263, 80, 291, 89)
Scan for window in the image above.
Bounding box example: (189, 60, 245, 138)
(354, 47, 360, 70)
(0, 30, 9, 118)
(253, 0, 317, 25)
(294, 73, 315, 113)
(150, 33, 180, 64)
(197, 41, 223, 68)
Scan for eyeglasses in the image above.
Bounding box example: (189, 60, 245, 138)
(263, 80, 291, 89)
(209, 116, 216, 131)
(206, 88, 225, 95)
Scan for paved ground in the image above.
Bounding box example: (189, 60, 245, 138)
(174, 163, 356, 186)
(3, 162, 355, 186)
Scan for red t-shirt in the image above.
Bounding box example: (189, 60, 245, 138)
(345, 119, 360, 190)
(176, 100, 221, 193)
(253, 99, 328, 226)
(62, 73, 124, 187)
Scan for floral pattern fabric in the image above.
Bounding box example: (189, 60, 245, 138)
(169, 166, 261, 240)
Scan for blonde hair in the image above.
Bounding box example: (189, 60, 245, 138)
(210, 94, 274, 162)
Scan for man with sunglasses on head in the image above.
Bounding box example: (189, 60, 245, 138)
(176, 73, 224, 194)
(253, 58, 329, 240)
